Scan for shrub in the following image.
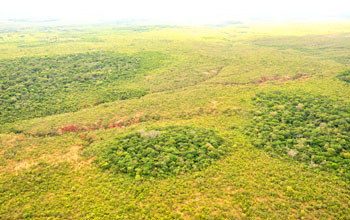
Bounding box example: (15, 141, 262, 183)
(337, 69, 350, 83)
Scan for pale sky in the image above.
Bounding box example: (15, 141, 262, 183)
(1, 0, 350, 22)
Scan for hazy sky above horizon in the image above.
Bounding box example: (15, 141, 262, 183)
(1, 0, 350, 22)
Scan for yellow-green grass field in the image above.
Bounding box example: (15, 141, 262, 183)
(0, 22, 350, 219)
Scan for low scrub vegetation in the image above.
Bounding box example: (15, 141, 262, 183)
(337, 69, 350, 83)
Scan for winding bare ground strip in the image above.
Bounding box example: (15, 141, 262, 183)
(207, 74, 314, 86)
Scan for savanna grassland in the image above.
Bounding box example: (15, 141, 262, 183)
(0, 21, 350, 219)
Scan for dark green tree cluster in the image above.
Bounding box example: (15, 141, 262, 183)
(99, 126, 226, 178)
(246, 91, 350, 180)
(0, 51, 164, 124)
(337, 69, 350, 83)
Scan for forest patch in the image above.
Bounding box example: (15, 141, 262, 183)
(245, 91, 350, 180)
(96, 126, 226, 178)
(0, 51, 165, 124)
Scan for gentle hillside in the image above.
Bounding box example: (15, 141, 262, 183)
(0, 23, 350, 219)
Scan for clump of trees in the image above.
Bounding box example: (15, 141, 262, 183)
(337, 69, 350, 83)
(246, 91, 350, 180)
(98, 126, 226, 178)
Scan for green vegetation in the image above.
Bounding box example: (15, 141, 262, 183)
(337, 69, 350, 83)
(0, 51, 165, 124)
(1, 23, 350, 219)
(96, 126, 225, 178)
(246, 91, 350, 179)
